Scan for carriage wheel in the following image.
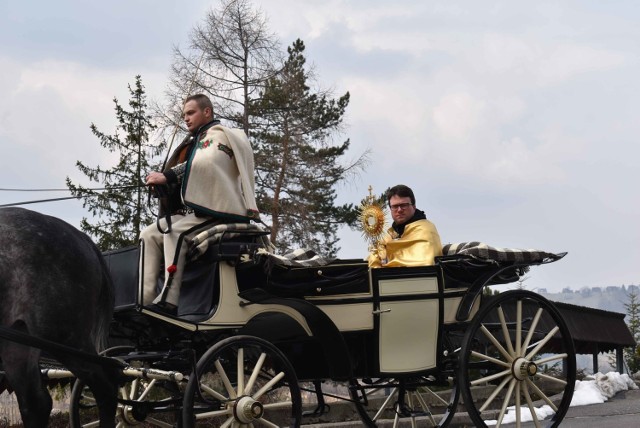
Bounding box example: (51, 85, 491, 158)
(349, 376, 459, 427)
(182, 335, 302, 428)
(69, 346, 183, 428)
(459, 290, 576, 428)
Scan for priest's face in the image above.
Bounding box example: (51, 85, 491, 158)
(389, 195, 415, 225)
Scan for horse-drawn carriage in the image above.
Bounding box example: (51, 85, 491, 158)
(62, 225, 575, 428)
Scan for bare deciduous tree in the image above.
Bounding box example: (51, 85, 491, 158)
(165, 0, 282, 136)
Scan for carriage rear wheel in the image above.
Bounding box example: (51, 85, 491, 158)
(182, 335, 302, 428)
(69, 346, 184, 428)
(349, 376, 459, 427)
(459, 290, 576, 427)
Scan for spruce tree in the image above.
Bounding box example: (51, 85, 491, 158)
(624, 288, 640, 373)
(250, 39, 367, 256)
(66, 75, 162, 250)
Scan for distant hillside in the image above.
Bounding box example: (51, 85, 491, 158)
(538, 284, 639, 316)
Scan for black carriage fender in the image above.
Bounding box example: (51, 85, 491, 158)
(238, 288, 352, 379)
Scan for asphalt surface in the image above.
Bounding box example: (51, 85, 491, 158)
(302, 387, 640, 427)
(500, 387, 640, 428)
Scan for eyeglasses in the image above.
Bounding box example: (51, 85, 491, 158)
(389, 203, 413, 211)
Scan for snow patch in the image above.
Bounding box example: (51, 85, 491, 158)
(485, 371, 638, 425)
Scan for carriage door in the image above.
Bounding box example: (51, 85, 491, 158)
(373, 267, 442, 374)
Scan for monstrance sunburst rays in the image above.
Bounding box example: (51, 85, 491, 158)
(358, 185, 387, 250)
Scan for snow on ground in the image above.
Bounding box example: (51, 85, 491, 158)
(485, 372, 639, 426)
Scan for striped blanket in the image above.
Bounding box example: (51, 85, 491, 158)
(187, 222, 331, 267)
(442, 242, 565, 264)
(256, 247, 331, 267)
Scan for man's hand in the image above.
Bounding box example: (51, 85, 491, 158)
(145, 172, 167, 186)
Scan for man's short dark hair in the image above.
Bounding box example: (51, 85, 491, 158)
(184, 94, 214, 114)
(387, 184, 416, 206)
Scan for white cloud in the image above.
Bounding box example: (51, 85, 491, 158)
(535, 43, 627, 86)
(0, 56, 166, 183)
(432, 92, 486, 142)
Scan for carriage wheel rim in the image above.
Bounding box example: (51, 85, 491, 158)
(182, 335, 302, 428)
(459, 290, 576, 428)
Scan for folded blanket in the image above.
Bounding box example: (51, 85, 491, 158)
(442, 242, 565, 264)
(257, 247, 332, 268)
(187, 222, 331, 269)
(187, 223, 272, 260)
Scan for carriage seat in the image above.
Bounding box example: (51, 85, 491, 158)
(437, 241, 565, 289)
(437, 242, 566, 322)
(251, 248, 370, 298)
(103, 228, 268, 318)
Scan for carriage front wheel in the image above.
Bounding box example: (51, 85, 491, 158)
(459, 290, 576, 428)
(69, 346, 183, 427)
(182, 335, 302, 428)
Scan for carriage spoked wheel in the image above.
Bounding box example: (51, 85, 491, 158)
(69, 346, 183, 428)
(348, 375, 459, 427)
(182, 335, 302, 428)
(459, 290, 576, 428)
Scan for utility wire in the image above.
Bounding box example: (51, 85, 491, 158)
(0, 188, 72, 191)
(0, 185, 142, 192)
(0, 196, 80, 208)
(0, 185, 147, 208)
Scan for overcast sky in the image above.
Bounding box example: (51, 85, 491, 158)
(1, 0, 638, 293)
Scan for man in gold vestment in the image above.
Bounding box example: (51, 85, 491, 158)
(368, 185, 442, 268)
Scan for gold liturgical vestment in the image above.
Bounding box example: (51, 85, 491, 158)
(368, 219, 443, 268)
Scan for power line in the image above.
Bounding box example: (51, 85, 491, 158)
(0, 185, 147, 208)
(0, 196, 79, 208)
(0, 188, 72, 191)
(0, 185, 142, 192)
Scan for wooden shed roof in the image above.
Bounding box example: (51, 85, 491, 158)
(552, 300, 636, 354)
(483, 296, 636, 354)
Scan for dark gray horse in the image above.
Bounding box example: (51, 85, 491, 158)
(0, 207, 118, 427)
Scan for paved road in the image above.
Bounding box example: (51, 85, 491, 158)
(499, 387, 640, 428)
(303, 388, 640, 427)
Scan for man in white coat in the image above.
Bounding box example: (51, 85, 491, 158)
(141, 94, 259, 315)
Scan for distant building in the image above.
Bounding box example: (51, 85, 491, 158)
(537, 288, 547, 294)
(562, 287, 573, 294)
(606, 286, 618, 293)
(592, 287, 602, 293)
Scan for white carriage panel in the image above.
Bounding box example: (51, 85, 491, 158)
(378, 299, 439, 373)
(443, 290, 481, 324)
(379, 276, 438, 296)
(197, 264, 313, 335)
(318, 303, 374, 331)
